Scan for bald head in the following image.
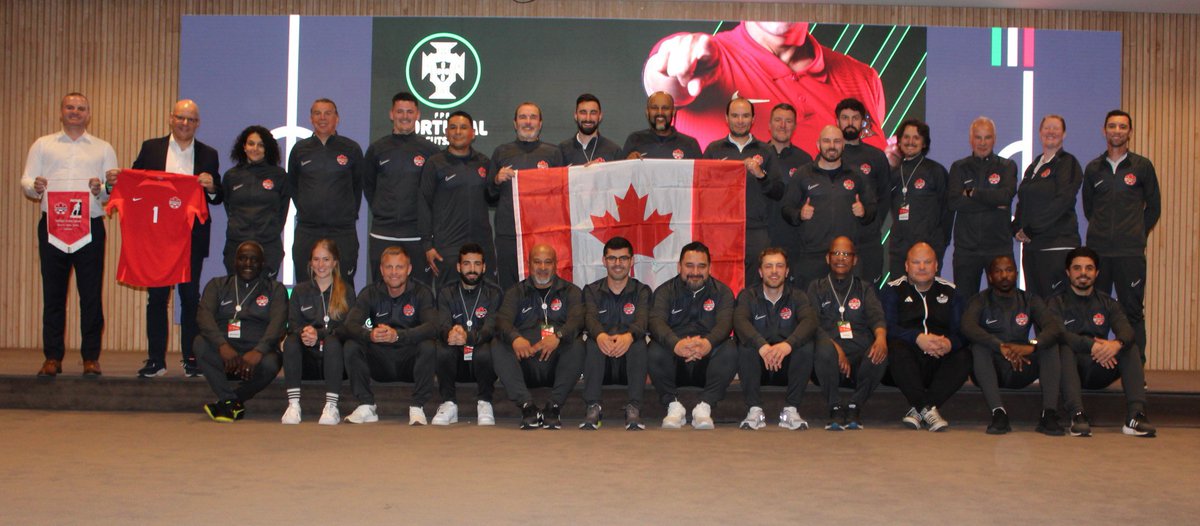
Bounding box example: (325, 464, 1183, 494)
(817, 124, 845, 165)
(970, 116, 995, 158)
(529, 243, 558, 288)
(647, 92, 676, 135)
(170, 99, 201, 144)
(904, 242, 938, 290)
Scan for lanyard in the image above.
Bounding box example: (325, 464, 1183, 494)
(458, 285, 482, 330)
(578, 135, 598, 164)
(827, 276, 855, 321)
(232, 279, 260, 321)
(538, 285, 553, 326)
(318, 283, 331, 325)
(899, 156, 924, 199)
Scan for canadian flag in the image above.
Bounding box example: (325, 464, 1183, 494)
(512, 159, 746, 291)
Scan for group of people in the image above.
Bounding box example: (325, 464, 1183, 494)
(21, 88, 1159, 436)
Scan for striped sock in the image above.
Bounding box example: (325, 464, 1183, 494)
(287, 388, 300, 404)
(325, 392, 339, 406)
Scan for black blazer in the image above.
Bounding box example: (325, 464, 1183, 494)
(131, 135, 223, 258)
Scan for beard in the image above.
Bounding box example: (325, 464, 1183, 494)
(841, 126, 860, 141)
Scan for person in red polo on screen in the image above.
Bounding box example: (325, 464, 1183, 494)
(643, 21, 887, 156)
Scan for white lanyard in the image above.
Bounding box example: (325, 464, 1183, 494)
(827, 276, 855, 321)
(318, 283, 331, 325)
(232, 280, 260, 320)
(899, 156, 924, 199)
(458, 285, 482, 330)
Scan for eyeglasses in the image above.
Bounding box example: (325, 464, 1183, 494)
(604, 255, 632, 263)
(171, 115, 199, 124)
(828, 251, 856, 258)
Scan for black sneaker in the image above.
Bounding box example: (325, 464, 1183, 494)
(1069, 412, 1092, 437)
(1036, 409, 1065, 436)
(228, 400, 246, 421)
(182, 359, 202, 378)
(542, 403, 562, 430)
(846, 404, 863, 430)
(579, 403, 602, 430)
(137, 360, 167, 378)
(520, 402, 541, 430)
(825, 405, 845, 431)
(204, 401, 233, 423)
(625, 405, 645, 431)
(1122, 412, 1156, 438)
(986, 408, 1011, 435)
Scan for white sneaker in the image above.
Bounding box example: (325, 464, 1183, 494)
(778, 406, 809, 430)
(281, 403, 301, 425)
(477, 401, 495, 426)
(921, 406, 950, 432)
(345, 404, 378, 424)
(432, 401, 458, 426)
(902, 407, 923, 430)
(691, 402, 715, 430)
(318, 402, 340, 425)
(740, 406, 766, 430)
(409, 406, 428, 426)
(662, 401, 686, 429)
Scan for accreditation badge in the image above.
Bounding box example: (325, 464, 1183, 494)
(227, 320, 242, 339)
(837, 321, 854, 340)
(463, 345, 474, 361)
(47, 190, 92, 252)
(540, 323, 556, 339)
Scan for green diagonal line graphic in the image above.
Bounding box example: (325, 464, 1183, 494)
(878, 26, 912, 76)
(883, 52, 927, 131)
(889, 76, 928, 137)
(712, 21, 725, 36)
(870, 26, 898, 69)
(843, 25, 865, 54)
(832, 24, 851, 50)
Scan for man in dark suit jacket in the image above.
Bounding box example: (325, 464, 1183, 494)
(120, 99, 223, 377)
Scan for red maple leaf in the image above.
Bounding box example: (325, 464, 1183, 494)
(589, 185, 673, 259)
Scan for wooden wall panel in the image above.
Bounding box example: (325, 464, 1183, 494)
(1, 1, 1196, 370)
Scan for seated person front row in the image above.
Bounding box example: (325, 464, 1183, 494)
(193, 240, 1155, 437)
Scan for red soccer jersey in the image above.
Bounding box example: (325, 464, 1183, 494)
(106, 169, 209, 287)
(651, 23, 888, 157)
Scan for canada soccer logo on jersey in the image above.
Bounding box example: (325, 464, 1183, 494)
(413, 155, 425, 167)
(550, 298, 563, 311)
(477, 167, 486, 178)
(672, 149, 684, 160)
(1015, 312, 1029, 326)
(843, 179, 855, 191)
(703, 298, 715, 311)
(1040, 168, 1051, 178)
(403, 304, 415, 317)
(1092, 313, 1105, 326)
(168, 196, 182, 209)
(779, 307, 793, 320)
(623, 303, 635, 315)
(1124, 174, 1137, 186)
(914, 178, 926, 190)
(474, 306, 488, 319)
(262, 179, 274, 190)
(255, 295, 269, 307)
(848, 298, 861, 310)
(859, 163, 871, 175)
(788, 167, 797, 177)
(336, 154, 349, 166)
(988, 173, 1000, 185)
(536, 160, 549, 169)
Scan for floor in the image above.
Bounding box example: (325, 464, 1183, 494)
(3, 409, 1196, 525)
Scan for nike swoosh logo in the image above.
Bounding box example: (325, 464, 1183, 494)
(731, 90, 770, 104)
(598, 309, 608, 314)
(521, 306, 533, 313)
(301, 305, 312, 311)
(376, 312, 389, 317)
(379, 159, 390, 166)
(807, 184, 820, 190)
(132, 197, 143, 202)
(444, 173, 457, 182)
(1064, 319, 1076, 325)
(754, 314, 767, 320)
(220, 300, 233, 306)
(963, 179, 974, 184)
(671, 308, 684, 314)
(1130, 280, 1142, 287)
(301, 160, 313, 166)
(232, 184, 244, 190)
(1093, 180, 1103, 187)
(1052, 281, 1063, 289)
(821, 301, 831, 307)
(985, 319, 998, 324)
(453, 313, 462, 319)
